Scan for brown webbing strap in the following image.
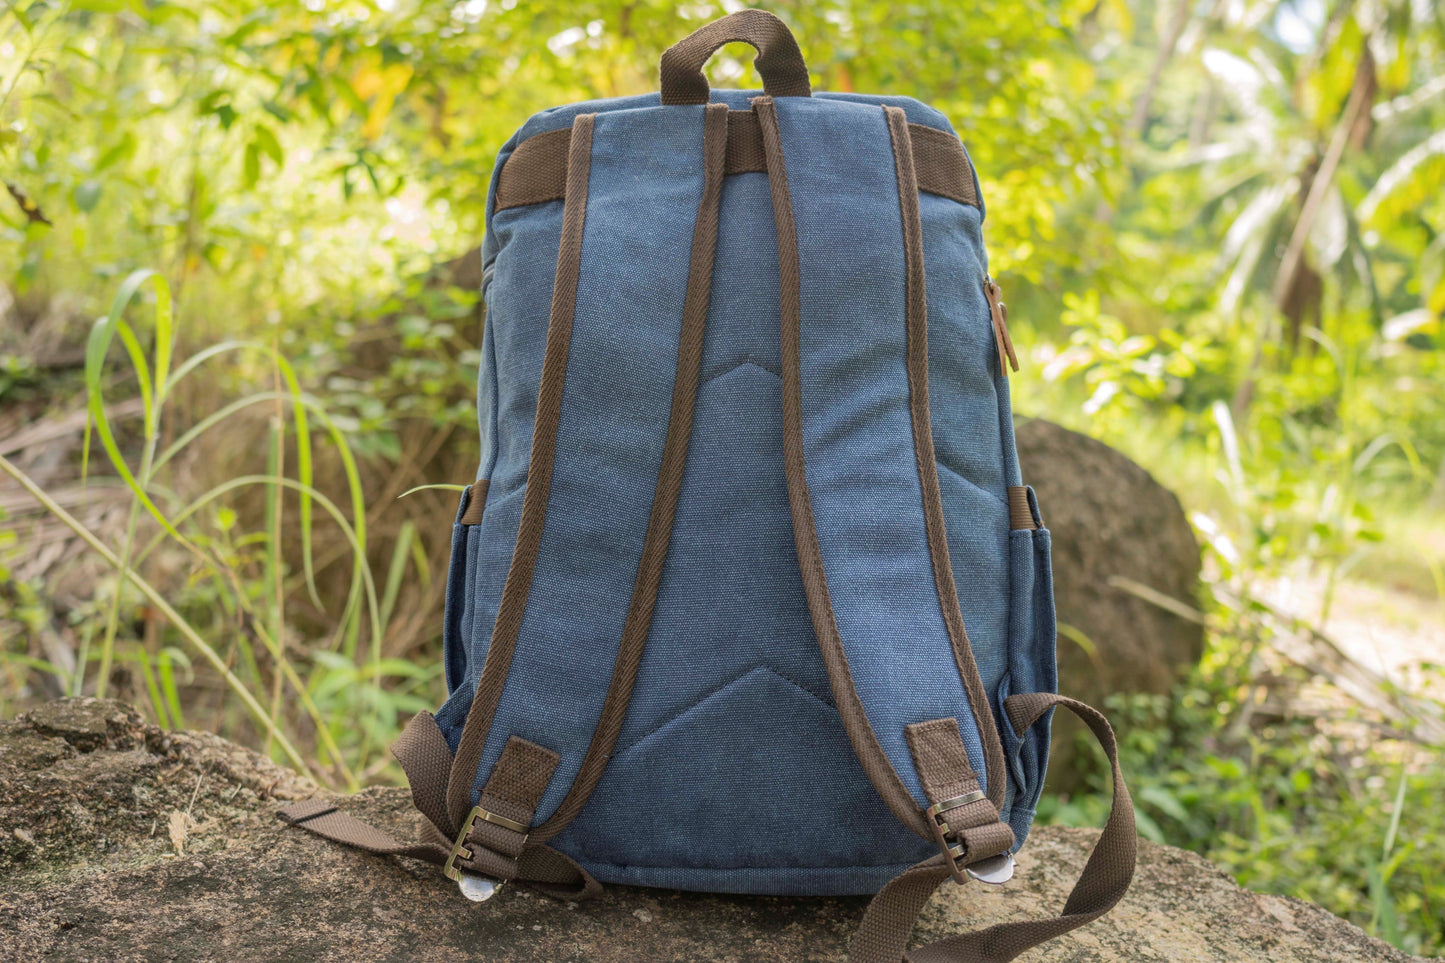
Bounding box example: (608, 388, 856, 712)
(904, 720, 981, 805)
(756, 93, 1011, 854)
(392, 708, 456, 833)
(458, 735, 560, 879)
(277, 802, 602, 901)
(752, 92, 1132, 959)
(529, 100, 731, 842)
(278, 797, 442, 860)
(659, 9, 811, 106)
(851, 695, 1136, 963)
(277, 114, 602, 896)
(495, 116, 979, 213)
(904, 719, 1015, 871)
(755, 93, 928, 839)
(444, 111, 596, 831)
(452, 104, 730, 847)
(885, 105, 1008, 813)
(281, 103, 732, 899)
(278, 714, 602, 900)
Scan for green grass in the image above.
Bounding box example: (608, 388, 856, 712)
(1006, 309, 1445, 955)
(1, 269, 441, 788)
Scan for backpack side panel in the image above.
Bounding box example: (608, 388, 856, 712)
(918, 187, 1056, 846)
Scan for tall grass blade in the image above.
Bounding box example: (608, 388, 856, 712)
(379, 520, 415, 637)
(0, 453, 309, 772)
(399, 483, 468, 498)
(83, 270, 185, 543)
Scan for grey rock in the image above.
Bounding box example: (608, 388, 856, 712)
(0, 698, 1419, 962)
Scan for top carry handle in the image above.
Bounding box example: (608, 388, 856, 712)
(660, 8, 812, 104)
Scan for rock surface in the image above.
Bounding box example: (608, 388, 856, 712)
(1015, 419, 1205, 781)
(0, 699, 1420, 963)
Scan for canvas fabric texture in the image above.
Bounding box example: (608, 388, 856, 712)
(435, 87, 1051, 896)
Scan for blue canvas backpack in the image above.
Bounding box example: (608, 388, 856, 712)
(281, 11, 1136, 961)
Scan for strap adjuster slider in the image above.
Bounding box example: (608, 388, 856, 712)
(924, 789, 988, 885)
(444, 805, 529, 881)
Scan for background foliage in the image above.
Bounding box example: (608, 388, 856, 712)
(2, 0, 1443, 954)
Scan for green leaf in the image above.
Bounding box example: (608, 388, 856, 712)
(83, 269, 184, 543)
(96, 132, 137, 171)
(146, 3, 200, 25)
(251, 124, 283, 165)
(1132, 807, 1166, 844)
(398, 483, 468, 498)
(1139, 783, 1191, 824)
(243, 142, 260, 189)
(73, 179, 103, 213)
(260, 100, 293, 124)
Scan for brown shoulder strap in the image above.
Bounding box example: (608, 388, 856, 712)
(444, 98, 731, 848)
(443, 109, 599, 831)
(282, 113, 607, 900)
(528, 99, 731, 841)
(278, 101, 734, 901)
(754, 91, 1010, 841)
(750, 89, 1134, 961)
(851, 694, 1136, 963)
(882, 104, 1010, 816)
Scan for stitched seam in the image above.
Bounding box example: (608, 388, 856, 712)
(933, 459, 1008, 509)
(480, 301, 502, 486)
(698, 357, 782, 390)
(610, 664, 835, 757)
(498, 183, 973, 212)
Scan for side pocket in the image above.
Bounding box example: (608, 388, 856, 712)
(443, 481, 488, 694)
(998, 485, 1057, 847)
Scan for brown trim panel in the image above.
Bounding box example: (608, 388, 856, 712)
(530, 102, 731, 842)
(495, 112, 978, 212)
(495, 128, 570, 209)
(444, 112, 596, 829)
(1008, 485, 1038, 530)
(884, 105, 1008, 812)
(907, 122, 980, 207)
(459, 480, 488, 525)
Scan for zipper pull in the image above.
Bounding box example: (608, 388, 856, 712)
(984, 275, 1019, 375)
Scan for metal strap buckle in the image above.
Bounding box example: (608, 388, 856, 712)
(443, 805, 530, 882)
(926, 789, 987, 832)
(925, 790, 987, 885)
